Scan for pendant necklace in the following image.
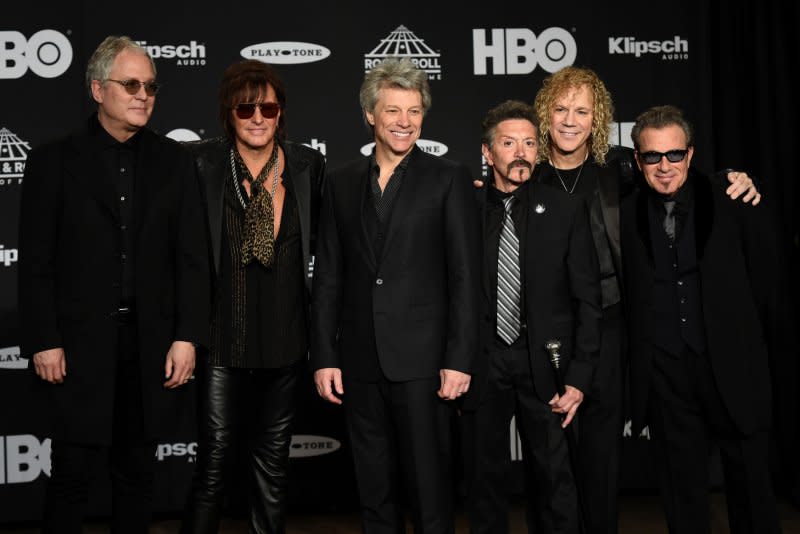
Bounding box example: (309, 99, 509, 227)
(551, 153, 589, 195)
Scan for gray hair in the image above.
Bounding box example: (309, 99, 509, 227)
(359, 57, 431, 124)
(85, 35, 156, 96)
(630, 105, 694, 149)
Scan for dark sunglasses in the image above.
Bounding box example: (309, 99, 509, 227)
(638, 149, 689, 165)
(106, 78, 160, 96)
(234, 102, 280, 120)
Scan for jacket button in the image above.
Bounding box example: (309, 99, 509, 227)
(376, 278, 383, 286)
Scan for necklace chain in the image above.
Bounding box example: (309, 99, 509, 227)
(551, 154, 588, 195)
(229, 145, 279, 209)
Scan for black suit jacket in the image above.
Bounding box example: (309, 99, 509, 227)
(311, 146, 481, 382)
(621, 171, 782, 435)
(463, 181, 602, 409)
(187, 137, 325, 291)
(18, 119, 210, 445)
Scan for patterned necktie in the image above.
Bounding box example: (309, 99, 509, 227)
(497, 196, 522, 345)
(663, 200, 676, 242)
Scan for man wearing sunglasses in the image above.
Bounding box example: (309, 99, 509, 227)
(621, 105, 784, 533)
(17, 35, 209, 533)
(181, 59, 326, 534)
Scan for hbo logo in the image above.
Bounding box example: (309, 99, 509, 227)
(0, 30, 73, 79)
(473, 28, 577, 75)
(0, 435, 52, 484)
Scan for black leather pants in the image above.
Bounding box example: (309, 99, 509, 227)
(182, 364, 298, 534)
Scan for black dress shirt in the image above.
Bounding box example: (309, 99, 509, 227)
(486, 182, 529, 349)
(211, 165, 307, 369)
(89, 115, 139, 302)
(364, 150, 411, 260)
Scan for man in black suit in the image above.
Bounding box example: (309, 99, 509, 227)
(462, 100, 601, 534)
(311, 57, 481, 533)
(17, 36, 209, 533)
(621, 105, 783, 533)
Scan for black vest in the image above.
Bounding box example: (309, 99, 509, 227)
(648, 199, 707, 356)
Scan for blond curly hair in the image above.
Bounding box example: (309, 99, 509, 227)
(533, 66, 614, 165)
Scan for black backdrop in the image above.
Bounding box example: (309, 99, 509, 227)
(1, 0, 797, 523)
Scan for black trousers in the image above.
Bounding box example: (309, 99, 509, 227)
(344, 375, 455, 534)
(466, 346, 578, 534)
(648, 345, 781, 534)
(182, 363, 298, 534)
(578, 305, 623, 534)
(41, 322, 156, 534)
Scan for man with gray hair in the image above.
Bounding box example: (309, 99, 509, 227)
(18, 35, 209, 532)
(311, 57, 481, 533)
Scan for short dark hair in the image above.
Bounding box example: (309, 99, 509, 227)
(218, 60, 287, 141)
(630, 105, 694, 150)
(481, 100, 539, 146)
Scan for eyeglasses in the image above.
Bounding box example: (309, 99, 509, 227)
(106, 79, 161, 96)
(234, 102, 280, 120)
(638, 149, 689, 165)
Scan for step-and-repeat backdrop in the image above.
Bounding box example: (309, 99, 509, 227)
(2, 0, 719, 522)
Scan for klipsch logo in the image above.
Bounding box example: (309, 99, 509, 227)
(156, 442, 197, 462)
(0, 435, 51, 484)
(608, 36, 688, 61)
(0, 347, 25, 369)
(290, 435, 341, 458)
(0, 245, 18, 267)
(364, 25, 442, 80)
(473, 28, 576, 75)
(242, 42, 331, 65)
(136, 40, 206, 66)
(360, 139, 448, 157)
(0, 127, 29, 186)
(0, 30, 73, 79)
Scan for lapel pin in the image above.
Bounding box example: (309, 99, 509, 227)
(534, 203, 546, 214)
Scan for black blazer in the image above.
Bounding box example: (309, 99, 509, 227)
(18, 120, 210, 445)
(188, 137, 325, 292)
(463, 181, 602, 409)
(621, 171, 782, 435)
(311, 146, 481, 382)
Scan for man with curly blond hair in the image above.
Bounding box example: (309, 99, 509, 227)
(531, 66, 761, 534)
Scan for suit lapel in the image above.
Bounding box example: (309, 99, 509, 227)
(597, 163, 621, 269)
(283, 142, 313, 287)
(356, 158, 378, 270)
(64, 127, 118, 220)
(379, 148, 423, 265)
(635, 188, 655, 265)
(133, 129, 161, 238)
(203, 141, 229, 275)
(477, 186, 491, 300)
(691, 173, 714, 261)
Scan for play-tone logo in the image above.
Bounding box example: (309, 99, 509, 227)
(360, 139, 448, 157)
(166, 128, 202, 142)
(473, 28, 576, 75)
(136, 40, 206, 66)
(608, 36, 688, 60)
(242, 42, 330, 65)
(0, 435, 51, 484)
(365, 25, 442, 80)
(0, 346, 25, 369)
(0, 127, 29, 186)
(290, 435, 341, 458)
(0, 30, 72, 79)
